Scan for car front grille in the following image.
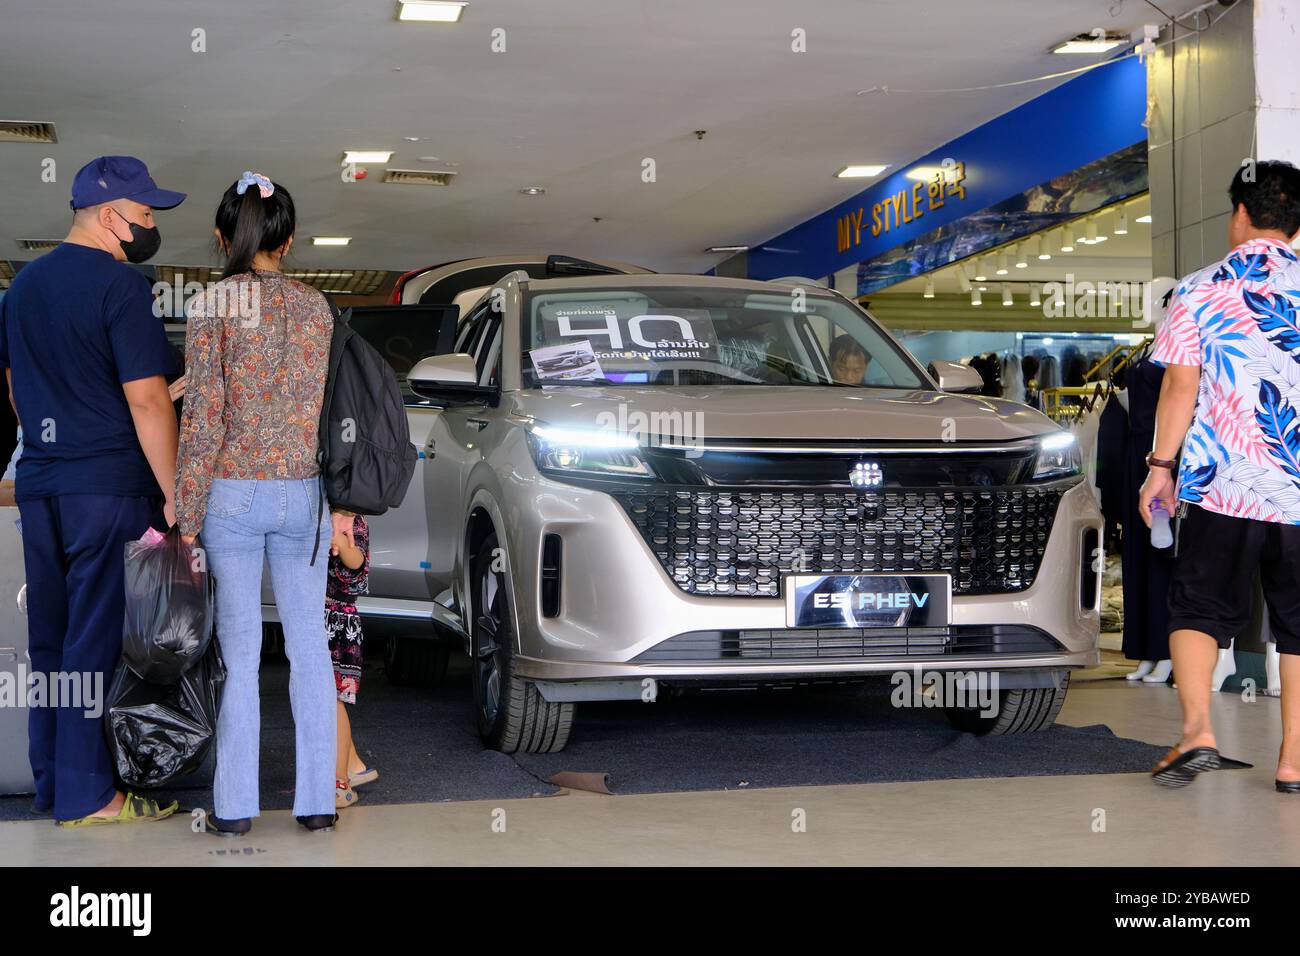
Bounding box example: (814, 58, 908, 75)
(632, 624, 1064, 663)
(612, 485, 1068, 597)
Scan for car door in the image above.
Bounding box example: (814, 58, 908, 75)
(420, 299, 501, 599)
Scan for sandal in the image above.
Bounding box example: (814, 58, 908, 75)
(348, 766, 379, 789)
(1151, 746, 1221, 788)
(336, 779, 359, 810)
(57, 791, 179, 827)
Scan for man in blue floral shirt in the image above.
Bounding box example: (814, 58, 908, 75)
(1140, 160, 1300, 789)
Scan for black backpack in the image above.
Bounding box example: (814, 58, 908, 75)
(316, 303, 417, 526)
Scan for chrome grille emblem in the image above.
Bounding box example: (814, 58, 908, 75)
(849, 461, 883, 489)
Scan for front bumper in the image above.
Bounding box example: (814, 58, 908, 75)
(500, 470, 1102, 682)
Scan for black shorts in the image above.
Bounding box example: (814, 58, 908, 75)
(1169, 504, 1300, 654)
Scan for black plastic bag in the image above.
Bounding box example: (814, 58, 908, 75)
(122, 528, 215, 684)
(105, 637, 226, 789)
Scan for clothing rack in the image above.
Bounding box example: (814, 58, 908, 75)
(1083, 338, 1152, 382)
(1039, 382, 1112, 423)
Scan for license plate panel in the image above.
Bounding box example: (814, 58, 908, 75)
(784, 574, 952, 629)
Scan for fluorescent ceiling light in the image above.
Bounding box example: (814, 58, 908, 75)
(396, 1, 467, 22)
(1052, 34, 1124, 54)
(835, 164, 888, 179)
(343, 150, 393, 164)
(905, 166, 946, 181)
(312, 237, 351, 246)
(706, 245, 749, 253)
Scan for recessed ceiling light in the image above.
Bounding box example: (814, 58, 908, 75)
(343, 150, 393, 164)
(519, 186, 546, 196)
(1051, 33, 1124, 54)
(416, 156, 440, 162)
(312, 237, 351, 246)
(835, 164, 888, 179)
(1136, 214, 1152, 224)
(396, 1, 467, 23)
(706, 245, 749, 253)
(403, 136, 421, 142)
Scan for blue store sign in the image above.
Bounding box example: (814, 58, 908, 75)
(745, 55, 1148, 282)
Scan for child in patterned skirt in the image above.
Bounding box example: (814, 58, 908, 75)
(327, 509, 375, 809)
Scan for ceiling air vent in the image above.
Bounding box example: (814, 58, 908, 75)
(0, 121, 58, 144)
(382, 168, 456, 186)
(16, 239, 61, 252)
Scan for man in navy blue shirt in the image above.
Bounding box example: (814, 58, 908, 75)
(0, 156, 185, 825)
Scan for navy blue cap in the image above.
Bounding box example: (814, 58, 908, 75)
(70, 156, 186, 211)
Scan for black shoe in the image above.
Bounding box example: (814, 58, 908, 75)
(30, 803, 52, 818)
(1276, 779, 1300, 794)
(296, 813, 338, 832)
(204, 813, 252, 837)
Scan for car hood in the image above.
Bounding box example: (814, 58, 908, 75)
(509, 385, 1058, 443)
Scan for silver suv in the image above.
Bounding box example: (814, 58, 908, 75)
(341, 259, 1103, 753)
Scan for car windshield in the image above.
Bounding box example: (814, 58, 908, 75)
(521, 285, 926, 389)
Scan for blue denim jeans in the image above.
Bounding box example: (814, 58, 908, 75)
(201, 478, 334, 819)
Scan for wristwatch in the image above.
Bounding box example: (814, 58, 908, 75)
(1145, 452, 1178, 470)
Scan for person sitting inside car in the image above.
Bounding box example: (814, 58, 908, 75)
(829, 334, 871, 385)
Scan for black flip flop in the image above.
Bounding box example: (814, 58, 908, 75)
(1152, 746, 1221, 788)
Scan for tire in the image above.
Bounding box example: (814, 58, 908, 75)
(384, 636, 451, 688)
(944, 673, 1070, 735)
(470, 532, 573, 753)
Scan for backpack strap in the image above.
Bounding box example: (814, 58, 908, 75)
(311, 296, 352, 567)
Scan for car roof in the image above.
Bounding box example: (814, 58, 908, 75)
(518, 272, 841, 297)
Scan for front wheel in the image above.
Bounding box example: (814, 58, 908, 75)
(944, 674, 1070, 735)
(470, 532, 573, 753)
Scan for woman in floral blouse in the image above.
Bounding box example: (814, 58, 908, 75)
(175, 171, 338, 835)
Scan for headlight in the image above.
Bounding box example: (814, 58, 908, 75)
(1032, 431, 1082, 480)
(526, 425, 657, 480)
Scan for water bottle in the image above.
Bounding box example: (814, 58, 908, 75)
(1150, 500, 1173, 549)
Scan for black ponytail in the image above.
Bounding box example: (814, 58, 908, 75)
(215, 176, 296, 280)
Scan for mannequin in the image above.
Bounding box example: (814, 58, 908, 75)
(1122, 277, 1179, 682)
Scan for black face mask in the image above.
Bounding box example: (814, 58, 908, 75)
(109, 208, 161, 264)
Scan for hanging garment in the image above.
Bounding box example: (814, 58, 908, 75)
(1096, 392, 1127, 549)
(1036, 354, 1060, 390)
(1118, 356, 1174, 662)
(1001, 353, 1025, 404)
(1072, 400, 1104, 503)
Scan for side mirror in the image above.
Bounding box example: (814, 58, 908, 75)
(409, 353, 496, 405)
(927, 360, 985, 394)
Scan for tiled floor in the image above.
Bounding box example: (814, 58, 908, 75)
(3, 669, 1296, 866)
